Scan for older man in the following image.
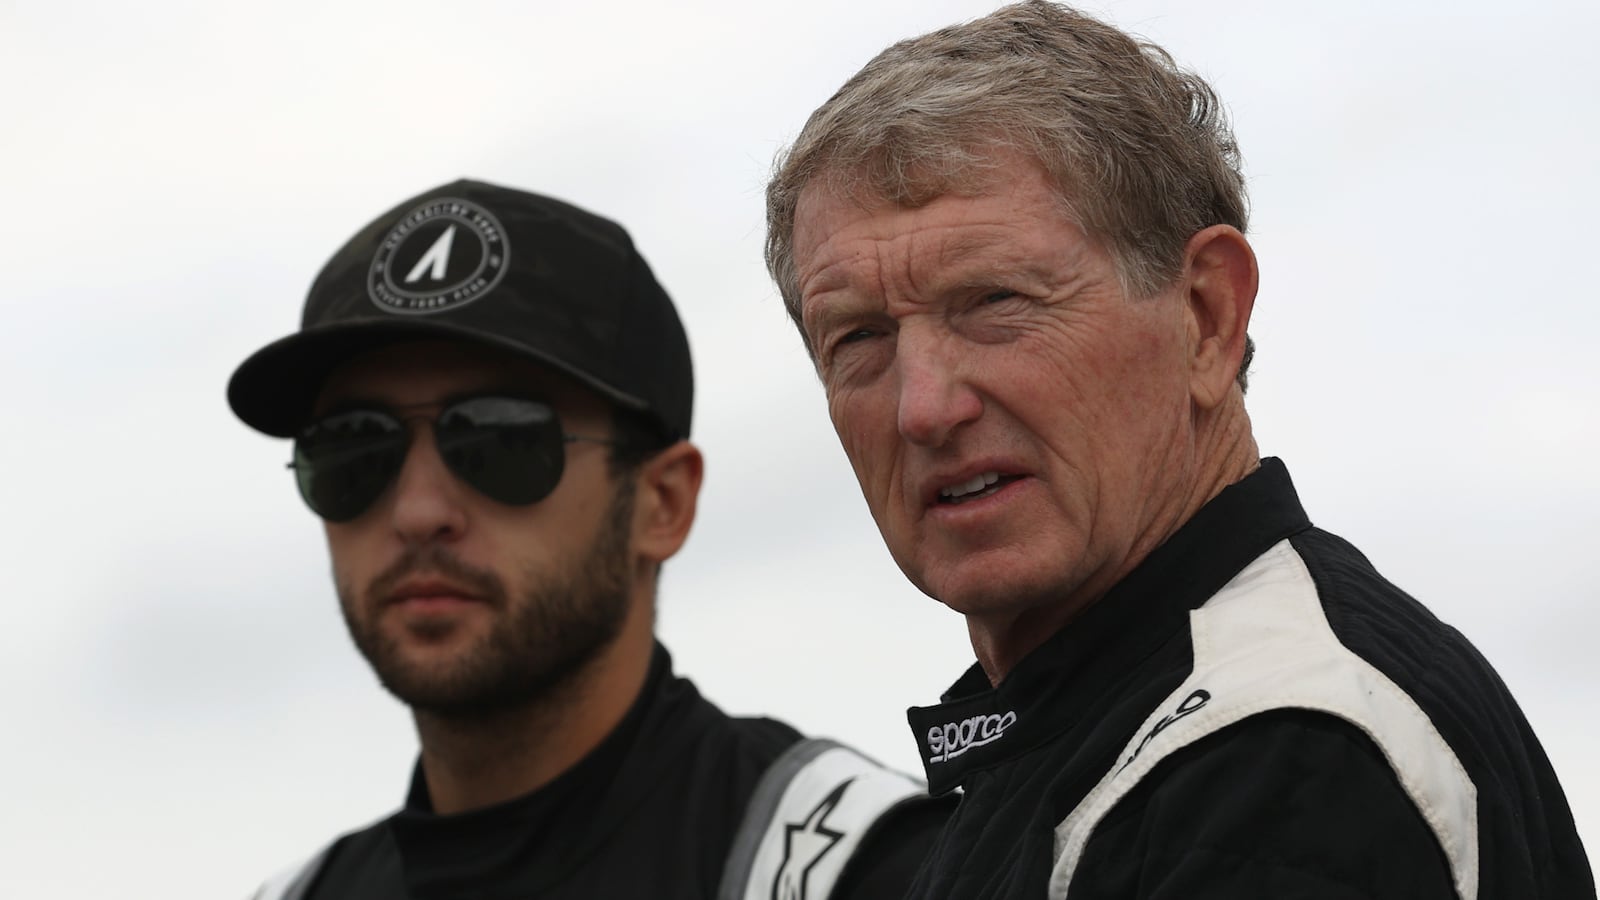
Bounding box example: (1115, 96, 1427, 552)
(765, 3, 1593, 898)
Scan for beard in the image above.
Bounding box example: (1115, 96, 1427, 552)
(337, 478, 635, 720)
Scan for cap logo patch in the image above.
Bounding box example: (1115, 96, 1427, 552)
(368, 198, 509, 315)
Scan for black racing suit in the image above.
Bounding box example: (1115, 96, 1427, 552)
(254, 644, 950, 900)
(904, 459, 1594, 899)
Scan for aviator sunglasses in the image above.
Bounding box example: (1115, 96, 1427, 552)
(289, 395, 615, 522)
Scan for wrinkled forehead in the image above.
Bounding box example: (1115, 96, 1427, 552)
(793, 146, 1081, 257)
(312, 340, 605, 418)
(797, 142, 1080, 236)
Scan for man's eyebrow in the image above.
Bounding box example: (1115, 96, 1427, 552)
(939, 263, 1049, 289)
(442, 385, 548, 404)
(919, 256, 1064, 300)
(800, 294, 869, 340)
(314, 385, 545, 417)
(312, 393, 392, 416)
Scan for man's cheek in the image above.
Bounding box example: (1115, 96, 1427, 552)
(828, 400, 874, 471)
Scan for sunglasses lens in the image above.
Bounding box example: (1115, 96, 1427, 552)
(435, 397, 565, 505)
(292, 410, 408, 521)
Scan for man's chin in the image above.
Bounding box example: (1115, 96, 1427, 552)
(362, 635, 509, 714)
(920, 565, 1085, 626)
(376, 666, 526, 719)
(367, 636, 606, 720)
(910, 562, 1021, 616)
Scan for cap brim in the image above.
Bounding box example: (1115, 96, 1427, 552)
(227, 319, 650, 437)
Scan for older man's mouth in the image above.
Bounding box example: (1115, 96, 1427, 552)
(938, 471, 1023, 505)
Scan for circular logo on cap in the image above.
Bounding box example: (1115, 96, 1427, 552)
(368, 198, 510, 315)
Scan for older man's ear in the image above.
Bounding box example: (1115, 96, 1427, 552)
(1182, 224, 1259, 411)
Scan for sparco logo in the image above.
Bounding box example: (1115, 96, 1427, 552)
(368, 197, 509, 315)
(926, 710, 1017, 764)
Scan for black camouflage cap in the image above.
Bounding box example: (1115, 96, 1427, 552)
(228, 179, 693, 440)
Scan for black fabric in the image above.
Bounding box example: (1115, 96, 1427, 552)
(299, 644, 947, 899)
(833, 797, 961, 899)
(1073, 710, 1456, 899)
(903, 459, 1595, 899)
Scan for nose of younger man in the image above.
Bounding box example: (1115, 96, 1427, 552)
(387, 421, 469, 545)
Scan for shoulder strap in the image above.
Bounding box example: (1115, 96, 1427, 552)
(719, 737, 928, 900)
(250, 844, 331, 900)
(1047, 540, 1479, 900)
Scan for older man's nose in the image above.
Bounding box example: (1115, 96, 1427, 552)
(895, 329, 983, 448)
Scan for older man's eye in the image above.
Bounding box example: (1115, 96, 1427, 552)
(982, 289, 1020, 304)
(826, 325, 886, 356)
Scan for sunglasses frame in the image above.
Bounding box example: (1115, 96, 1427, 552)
(286, 394, 617, 522)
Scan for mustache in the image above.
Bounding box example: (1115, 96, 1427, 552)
(366, 544, 508, 607)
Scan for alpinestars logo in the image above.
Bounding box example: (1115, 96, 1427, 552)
(368, 197, 509, 315)
(926, 710, 1017, 764)
(772, 779, 853, 900)
(1118, 689, 1210, 774)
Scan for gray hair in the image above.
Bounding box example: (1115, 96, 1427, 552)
(765, 0, 1254, 389)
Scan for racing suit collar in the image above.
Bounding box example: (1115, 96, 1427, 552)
(906, 458, 1312, 796)
(389, 641, 675, 897)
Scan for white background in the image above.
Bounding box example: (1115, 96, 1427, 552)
(2, 1, 1595, 896)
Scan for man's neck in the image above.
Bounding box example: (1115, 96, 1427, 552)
(968, 402, 1260, 685)
(411, 606, 656, 816)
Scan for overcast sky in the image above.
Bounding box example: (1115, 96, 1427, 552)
(2, 1, 1596, 896)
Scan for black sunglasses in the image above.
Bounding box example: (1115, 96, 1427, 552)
(289, 395, 615, 522)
